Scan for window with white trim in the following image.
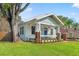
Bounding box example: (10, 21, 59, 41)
(31, 26, 35, 34)
(51, 29, 53, 35)
(20, 26, 24, 35)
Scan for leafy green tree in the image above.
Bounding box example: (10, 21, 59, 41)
(73, 23, 79, 29)
(0, 3, 30, 42)
(58, 15, 74, 28)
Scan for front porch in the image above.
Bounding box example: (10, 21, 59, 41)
(35, 23, 61, 43)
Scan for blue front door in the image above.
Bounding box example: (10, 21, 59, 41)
(44, 28, 48, 35)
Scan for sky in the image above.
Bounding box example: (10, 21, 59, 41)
(20, 3, 79, 23)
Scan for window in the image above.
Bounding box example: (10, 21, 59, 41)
(20, 27, 21, 35)
(20, 26, 24, 35)
(51, 29, 53, 35)
(21, 27, 24, 34)
(31, 26, 35, 34)
(55, 27, 58, 33)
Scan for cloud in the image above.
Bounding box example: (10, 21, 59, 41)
(25, 7, 32, 12)
(72, 3, 79, 8)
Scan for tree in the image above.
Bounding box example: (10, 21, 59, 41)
(0, 3, 30, 42)
(73, 23, 79, 29)
(65, 19, 73, 28)
(58, 15, 74, 28)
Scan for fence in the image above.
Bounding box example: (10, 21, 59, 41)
(60, 28, 79, 40)
(0, 31, 12, 41)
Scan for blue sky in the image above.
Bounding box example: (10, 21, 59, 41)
(20, 3, 79, 23)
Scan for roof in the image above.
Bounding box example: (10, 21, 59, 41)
(23, 13, 64, 25)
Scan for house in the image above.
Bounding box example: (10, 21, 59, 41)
(18, 13, 64, 42)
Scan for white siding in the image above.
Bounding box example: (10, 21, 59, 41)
(19, 22, 36, 41)
(37, 17, 59, 26)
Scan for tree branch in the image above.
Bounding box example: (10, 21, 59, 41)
(15, 3, 22, 15)
(19, 3, 30, 13)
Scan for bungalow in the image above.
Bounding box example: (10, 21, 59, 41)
(18, 13, 64, 42)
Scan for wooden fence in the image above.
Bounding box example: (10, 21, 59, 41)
(0, 32, 12, 41)
(60, 28, 79, 40)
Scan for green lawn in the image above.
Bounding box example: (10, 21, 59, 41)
(0, 41, 79, 56)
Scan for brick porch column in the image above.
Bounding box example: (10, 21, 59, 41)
(35, 23, 41, 43)
(63, 33, 67, 41)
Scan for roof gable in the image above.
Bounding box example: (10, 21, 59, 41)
(24, 13, 64, 26)
(37, 17, 59, 26)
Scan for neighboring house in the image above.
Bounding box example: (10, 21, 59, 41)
(18, 13, 64, 42)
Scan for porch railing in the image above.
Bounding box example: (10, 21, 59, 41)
(40, 35, 57, 38)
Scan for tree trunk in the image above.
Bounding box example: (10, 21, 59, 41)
(12, 22, 18, 42)
(8, 19, 13, 42)
(8, 19, 18, 42)
(11, 4, 18, 42)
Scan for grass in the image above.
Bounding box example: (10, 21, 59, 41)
(0, 41, 79, 56)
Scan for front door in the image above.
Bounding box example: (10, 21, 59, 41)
(44, 28, 48, 35)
